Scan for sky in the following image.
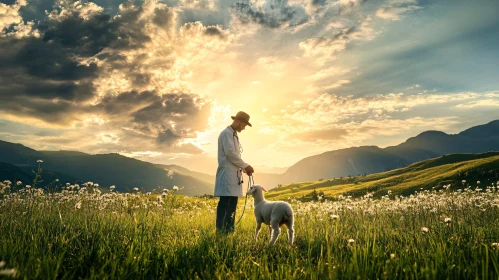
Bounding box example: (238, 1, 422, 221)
(0, 0, 498, 174)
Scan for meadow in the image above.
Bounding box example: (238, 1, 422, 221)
(1, 178, 499, 279)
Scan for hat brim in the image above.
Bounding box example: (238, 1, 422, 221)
(231, 116, 252, 127)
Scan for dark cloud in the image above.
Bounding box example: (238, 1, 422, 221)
(204, 26, 227, 39)
(132, 93, 211, 132)
(0, 0, 16, 5)
(157, 128, 182, 146)
(0, 2, 153, 124)
(232, 2, 308, 29)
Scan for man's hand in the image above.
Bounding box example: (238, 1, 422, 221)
(245, 165, 254, 176)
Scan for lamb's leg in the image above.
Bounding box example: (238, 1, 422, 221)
(286, 221, 294, 246)
(269, 221, 281, 245)
(254, 222, 262, 241)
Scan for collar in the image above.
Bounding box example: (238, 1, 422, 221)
(228, 125, 238, 136)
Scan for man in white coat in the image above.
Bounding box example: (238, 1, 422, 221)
(214, 111, 254, 233)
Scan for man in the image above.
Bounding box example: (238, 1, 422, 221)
(214, 111, 255, 233)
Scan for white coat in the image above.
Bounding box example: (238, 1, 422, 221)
(214, 126, 249, 197)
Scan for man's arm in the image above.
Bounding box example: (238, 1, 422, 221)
(222, 131, 249, 169)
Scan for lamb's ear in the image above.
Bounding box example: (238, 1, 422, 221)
(262, 187, 268, 192)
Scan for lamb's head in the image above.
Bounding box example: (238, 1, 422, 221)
(246, 184, 267, 197)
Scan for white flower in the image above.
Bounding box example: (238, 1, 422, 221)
(173, 186, 179, 191)
(387, 190, 392, 195)
(348, 239, 355, 244)
(55, 179, 59, 182)
(133, 187, 139, 191)
(2, 180, 11, 185)
(16, 181, 22, 186)
(110, 185, 115, 190)
(25, 185, 31, 189)
(37, 160, 43, 163)
(477, 181, 480, 184)
(390, 253, 396, 259)
(462, 180, 466, 183)
(492, 243, 499, 248)
(330, 214, 340, 220)
(94, 183, 99, 187)
(75, 201, 82, 209)
(444, 217, 451, 223)
(421, 227, 429, 233)
(0, 268, 17, 277)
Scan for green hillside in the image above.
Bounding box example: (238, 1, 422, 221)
(267, 152, 499, 201)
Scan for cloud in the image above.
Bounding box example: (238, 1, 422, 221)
(298, 16, 376, 63)
(376, 0, 422, 21)
(231, 1, 309, 30)
(0, 0, 230, 157)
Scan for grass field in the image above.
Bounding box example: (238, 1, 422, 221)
(1, 177, 499, 279)
(267, 152, 499, 201)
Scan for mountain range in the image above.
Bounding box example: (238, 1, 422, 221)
(0, 120, 498, 195)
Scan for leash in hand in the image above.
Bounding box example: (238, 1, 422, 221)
(234, 174, 255, 228)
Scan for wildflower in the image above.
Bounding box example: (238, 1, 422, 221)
(348, 239, 355, 244)
(492, 243, 499, 248)
(444, 217, 451, 223)
(462, 180, 466, 184)
(110, 185, 115, 190)
(55, 179, 59, 182)
(173, 186, 179, 191)
(2, 180, 11, 185)
(25, 185, 31, 189)
(330, 214, 340, 220)
(16, 181, 22, 186)
(421, 227, 429, 233)
(133, 187, 139, 191)
(390, 253, 396, 259)
(388, 190, 392, 195)
(94, 183, 99, 187)
(477, 181, 480, 184)
(37, 160, 43, 163)
(0, 268, 17, 277)
(75, 201, 82, 209)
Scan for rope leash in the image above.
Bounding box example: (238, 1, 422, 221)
(235, 174, 254, 228)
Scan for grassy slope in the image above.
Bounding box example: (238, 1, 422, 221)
(267, 152, 499, 200)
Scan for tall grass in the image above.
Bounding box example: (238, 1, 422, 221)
(0, 180, 498, 279)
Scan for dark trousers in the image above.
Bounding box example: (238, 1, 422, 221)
(216, 196, 238, 233)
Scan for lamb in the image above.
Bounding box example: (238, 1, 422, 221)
(246, 185, 294, 246)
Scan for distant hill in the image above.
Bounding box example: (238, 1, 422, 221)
(256, 120, 499, 188)
(1, 119, 499, 195)
(267, 152, 499, 200)
(0, 140, 214, 195)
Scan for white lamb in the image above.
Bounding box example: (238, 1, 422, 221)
(246, 185, 294, 246)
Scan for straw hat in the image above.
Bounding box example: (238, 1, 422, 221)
(231, 111, 252, 127)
